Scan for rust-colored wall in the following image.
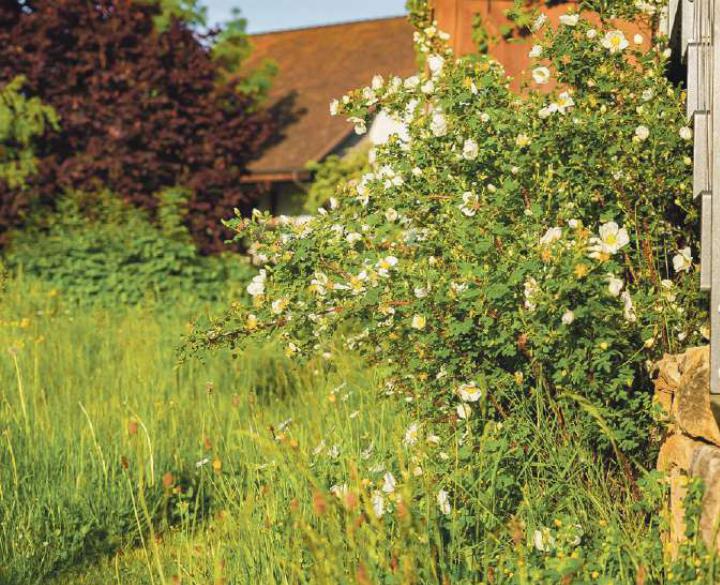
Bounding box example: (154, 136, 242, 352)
(430, 0, 651, 86)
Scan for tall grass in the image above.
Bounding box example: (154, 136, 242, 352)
(0, 277, 715, 584)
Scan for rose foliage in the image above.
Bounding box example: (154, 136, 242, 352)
(195, 3, 704, 456)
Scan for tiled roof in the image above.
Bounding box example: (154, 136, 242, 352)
(245, 17, 417, 179)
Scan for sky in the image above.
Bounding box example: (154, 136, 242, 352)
(204, 0, 408, 33)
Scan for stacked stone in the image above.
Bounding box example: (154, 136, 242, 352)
(654, 347, 720, 554)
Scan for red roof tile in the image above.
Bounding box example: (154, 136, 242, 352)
(245, 17, 417, 178)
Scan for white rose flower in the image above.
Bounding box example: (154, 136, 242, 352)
(561, 310, 575, 325)
(437, 490, 452, 515)
(589, 222, 630, 256)
(460, 191, 479, 217)
(376, 256, 398, 277)
(529, 44, 543, 58)
(635, 0, 657, 14)
(329, 483, 347, 497)
(673, 247, 693, 272)
(382, 472, 396, 494)
(679, 126, 693, 140)
(245, 314, 258, 330)
(430, 112, 448, 137)
(532, 66, 551, 85)
(539, 226, 562, 246)
(349, 117, 367, 135)
(427, 54, 445, 77)
(634, 125, 650, 142)
(271, 297, 288, 315)
(411, 314, 427, 330)
(371, 491, 384, 518)
(601, 30, 629, 54)
(404, 75, 420, 90)
(533, 528, 556, 552)
(404, 422, 420, 446)
(385, 208, 399, 222)
(414, 286, 429, 299)
(607, 275, 625, 297)
(586, 28, 598, 39)
(532, 13, 548, 31)
(457, 382, 483, 402)
(246, 269, 267, 297)
(539, 103, 559, 119)
(371, 74, 384, 90)
(421, 79, 435, 95)
(362, 85, 376, 102)
(456, 403, 472, 420)
(661, 279, 677, 302)
(621, 290, 637, 323)
(555, 91, 575, 114)
(516, 133, 531, 147)
(524, 277, 540, 311)
(462, 138, 479, 160)
(329, 99, 340, 116)
(310, 271, 329, 296)
(559, 13, 579, 26)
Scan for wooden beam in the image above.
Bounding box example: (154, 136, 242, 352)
(664, 0, 681, 37)
(702, 193, 712, 290)
(682, 0, 696, 60)
(710, 0, 720, 394)
(694, 111, 711, 198)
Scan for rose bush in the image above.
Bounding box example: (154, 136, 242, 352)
(194, 1, 704, 457)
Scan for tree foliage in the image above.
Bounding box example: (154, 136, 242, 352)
(212, 8, 279, 101)
(0, 0, 279, 253)
(0, 76, 58, 190)
(150, 0, 207, 31)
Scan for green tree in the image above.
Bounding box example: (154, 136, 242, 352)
(151, 0, 207, 30)
(212, 8, 278, 100)
(0, 76, 58, 189)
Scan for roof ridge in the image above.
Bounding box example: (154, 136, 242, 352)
(248, 15, 407, 38)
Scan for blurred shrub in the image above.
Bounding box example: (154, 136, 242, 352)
(4, 189, 254, 306)
(304, 146, 371, 214)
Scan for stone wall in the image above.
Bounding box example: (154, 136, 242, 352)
(654, 346, 720, 554)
